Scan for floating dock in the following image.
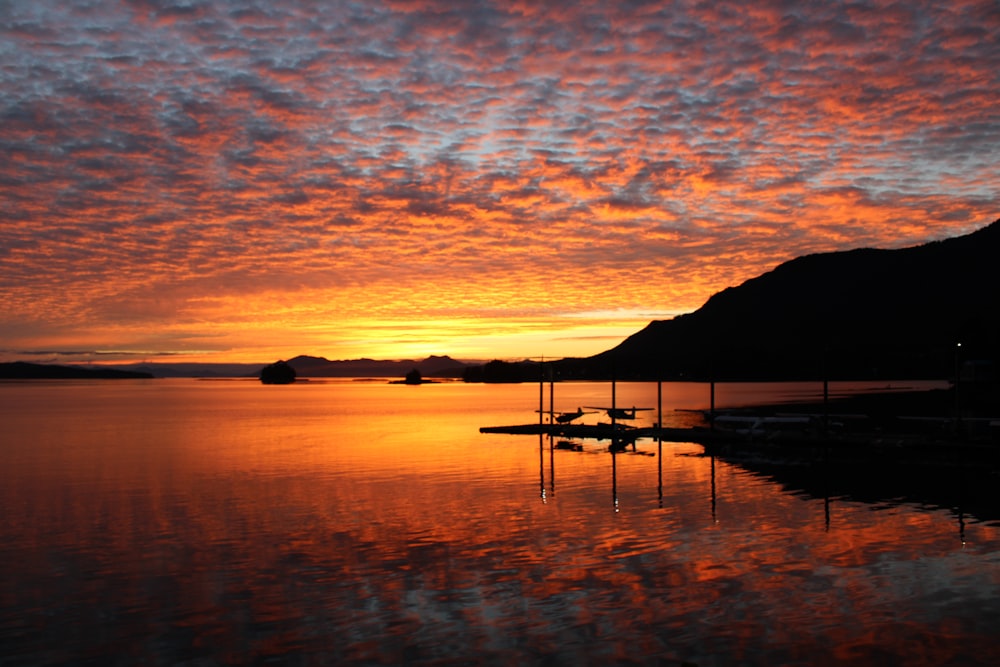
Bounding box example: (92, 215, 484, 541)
(480, 422, 729, 445)
(479, 422, 644, 440)
(479, 421, 1000, 465)
(478, 373, 999, 465)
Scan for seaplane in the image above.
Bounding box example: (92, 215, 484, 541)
(535, 407, 598, 423)
(585, 406, 655, 421)
(711, 413, 815, 437)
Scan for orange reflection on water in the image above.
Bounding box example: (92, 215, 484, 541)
(2, 379, 999, 665)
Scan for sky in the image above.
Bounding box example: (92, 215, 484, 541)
(2, 0, 998, 365)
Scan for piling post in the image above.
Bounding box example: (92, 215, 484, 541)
(657, 379, 664, 502)
(657, 380, 663, 431)
(538, 359, 544, 429)
(549, 367, 554, 425)
(611, 373, 617, 450)
(710, 379, 716, 431)
(539, 359, 545, 500)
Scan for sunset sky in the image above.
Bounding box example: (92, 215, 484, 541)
(2, 0, 997, 365)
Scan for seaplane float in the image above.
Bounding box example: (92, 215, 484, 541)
(535, 407, 598, 423)
(585, 406, 656, 421)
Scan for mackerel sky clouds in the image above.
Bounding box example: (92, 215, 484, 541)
(2, 0, 998, 363)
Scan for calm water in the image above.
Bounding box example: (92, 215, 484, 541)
(1, 378, 998, 666)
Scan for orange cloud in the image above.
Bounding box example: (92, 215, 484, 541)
(1, 0, 996, 363)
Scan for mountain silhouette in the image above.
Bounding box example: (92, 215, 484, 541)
(285, 355, 467, 378)
(0, 361, 154, 380)
(558, 219, 1000, 381)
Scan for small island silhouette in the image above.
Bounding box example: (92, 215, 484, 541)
(389, 368, 438, 384)
(259, 360, 296, 384)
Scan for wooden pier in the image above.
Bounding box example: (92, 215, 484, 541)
(480, 422, 723, 445)
(479, 421, 1000, 465)
(478, 369, 999, 465)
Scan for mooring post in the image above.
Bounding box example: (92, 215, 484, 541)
(658, 378, 664, 503)
(657, 380, 663, 431)
(710, 379, 716, 431)
(540, 358, 544, 421)
(538, 358, 545, 501)
(549, 367, 554, 425)
(611, 372, 617, 450)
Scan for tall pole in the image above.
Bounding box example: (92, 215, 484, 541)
(657, 380, 663, 431)
(539, 358, 544, 429)
(710, 379, 716, 431)
(539, 358, 545, 500)
(549, 367, 554, 425)
(657, 379, 663, 504)
(611, 372, 617, 431)
(547, 362, 554, 493)
(709, 351, 716, 431)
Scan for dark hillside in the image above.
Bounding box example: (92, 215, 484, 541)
(560, 219, 1000, 381)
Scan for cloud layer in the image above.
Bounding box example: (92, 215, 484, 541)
(2, 0, 998, 361)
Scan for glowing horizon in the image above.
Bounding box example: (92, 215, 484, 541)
(2, 1, 997, 365)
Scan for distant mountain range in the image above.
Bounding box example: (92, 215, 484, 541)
(73, 356, 470, 379)
(0, 361, 153, 380)
(1, 357, 470, 380)
(284, 354, 468, 378)
(112, 362, 267, 378)
(556, 218, 1000, 381)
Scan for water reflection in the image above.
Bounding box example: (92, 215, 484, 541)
(704, 447, 1000, 539)
(532, 416, 991, 547)
(2, 379, 999, 666)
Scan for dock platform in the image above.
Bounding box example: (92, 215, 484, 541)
(479, 422, 1000, 465)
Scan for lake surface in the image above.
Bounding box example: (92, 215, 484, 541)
(1, 378, 998, 666)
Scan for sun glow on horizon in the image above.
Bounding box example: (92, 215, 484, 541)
(2, 308, 672, 365)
